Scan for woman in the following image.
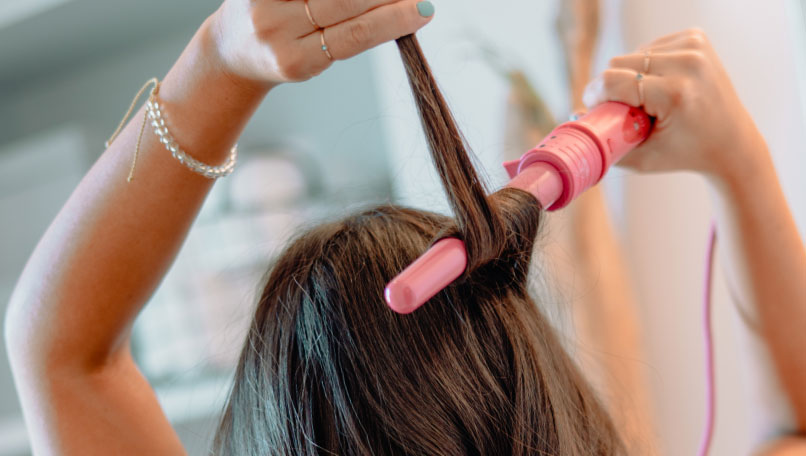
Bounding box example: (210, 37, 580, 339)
(5, 0, 806, 454)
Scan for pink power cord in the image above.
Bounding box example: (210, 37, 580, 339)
(699, 222, 718, 456)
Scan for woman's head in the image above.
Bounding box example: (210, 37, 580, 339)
(215, 36, 623, 455)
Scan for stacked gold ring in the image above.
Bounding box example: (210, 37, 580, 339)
(636, 49, 651, 105)
(304, 0, 333, 61)
(304, 0, 320, 28)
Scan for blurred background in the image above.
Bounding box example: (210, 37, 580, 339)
(0, 0, 804, 455)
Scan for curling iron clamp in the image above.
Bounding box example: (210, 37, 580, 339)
(385, 101, 653, 314)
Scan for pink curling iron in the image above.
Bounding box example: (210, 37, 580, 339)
(385, 102, 718, 456)
(385, 101, 653, 314)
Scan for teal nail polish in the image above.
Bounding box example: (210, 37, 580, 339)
(417, 1, 435, 17)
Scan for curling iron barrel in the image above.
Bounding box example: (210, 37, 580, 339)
(385, 102, 653, 314)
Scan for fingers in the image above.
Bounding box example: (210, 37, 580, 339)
(583, 69, 671, 119)
(261, 0, 433, 81)
(648, 34, 710, 53)
(607, 28, 710, 80)
(587, 28, 712, 119)
(269, 0, 422, 39)
(641, 27, 707, 50)
(609, 50, 709, 78)
(300, 0, 434, 63)
(306, 0, 400, 30)
(609, 51, 678, 76)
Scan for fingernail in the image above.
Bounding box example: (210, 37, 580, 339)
(417, 1, 435, 17)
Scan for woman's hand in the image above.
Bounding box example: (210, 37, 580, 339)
(583, 28, 766, 184)
(586, 28, 806, 444)
(211, 0, 435, 86)
(6, 2, 436, 453)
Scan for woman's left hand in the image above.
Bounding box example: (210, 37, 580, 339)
(582, 29, 766, 184)
(211, 0, 435, 86)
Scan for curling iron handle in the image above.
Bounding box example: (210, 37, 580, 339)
(505, 102, 652, 210)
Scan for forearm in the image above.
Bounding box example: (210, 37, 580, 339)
(707, 143, 806, 432)
(5, 14, 270, 371)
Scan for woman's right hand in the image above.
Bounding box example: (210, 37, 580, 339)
(582, 28, 768, 184)
(210, 0, 435, 86)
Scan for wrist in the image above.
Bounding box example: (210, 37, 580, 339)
(704, 131, 773, 195)
(705, 142, 779, 208)
(154, 17, 270, 163)
(200, 13, 276, 96)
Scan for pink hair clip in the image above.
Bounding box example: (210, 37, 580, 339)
(385, 102, 652, 314)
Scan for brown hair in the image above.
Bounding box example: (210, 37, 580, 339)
(213, 35, 624, 455)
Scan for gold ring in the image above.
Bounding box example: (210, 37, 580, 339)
(636, 72, 645, 105)
(320, 29, 333, 61)
(304, 0, 320, 29)
(643, 49, 652, 74)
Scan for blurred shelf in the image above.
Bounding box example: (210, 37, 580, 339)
(0, 0, 219, 91)
(0, 0, 73, 29)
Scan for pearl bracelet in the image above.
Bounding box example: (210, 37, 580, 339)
(145, 97, 237, 179)
(106, 77, 238, 182)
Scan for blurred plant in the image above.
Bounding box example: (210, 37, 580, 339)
(464, 30, 558, 138)
(464, 0, 601, 146)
